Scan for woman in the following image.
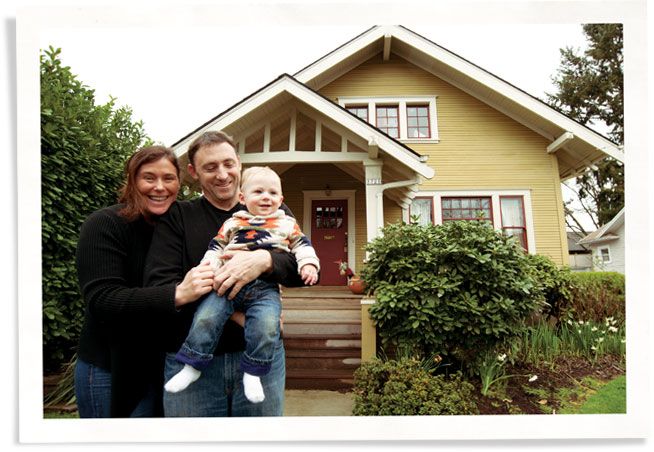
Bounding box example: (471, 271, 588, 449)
(74, 145, 214, 417)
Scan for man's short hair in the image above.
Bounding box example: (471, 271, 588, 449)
(187, 131, 237, 166)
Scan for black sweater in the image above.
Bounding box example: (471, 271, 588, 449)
(76, 204, 178, 417)
(143, 196, 304, 354)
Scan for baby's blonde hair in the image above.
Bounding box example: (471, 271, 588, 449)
(240, 166, 282, 191)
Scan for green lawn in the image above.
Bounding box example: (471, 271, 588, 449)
(577, 375, 626, 414)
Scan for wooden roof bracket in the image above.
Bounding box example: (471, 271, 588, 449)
(547, 131, 574, 154)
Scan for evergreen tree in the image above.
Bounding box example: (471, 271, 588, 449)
(547, 24, 624, 232)
(41, 47, 148, 370)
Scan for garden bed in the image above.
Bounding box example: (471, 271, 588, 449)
(473, 354, 625, 415)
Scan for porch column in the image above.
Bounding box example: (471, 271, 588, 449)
(364, 160, 384, 242)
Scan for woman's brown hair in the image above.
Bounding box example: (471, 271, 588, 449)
(118, 145, 180, 221)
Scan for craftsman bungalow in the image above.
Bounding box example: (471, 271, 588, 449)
(172, 25, 623, 285)
(171, 26, 623, 384)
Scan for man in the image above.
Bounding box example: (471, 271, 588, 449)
(144, 131, 304, 416)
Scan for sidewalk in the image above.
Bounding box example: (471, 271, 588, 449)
(283, 390, 354, 416)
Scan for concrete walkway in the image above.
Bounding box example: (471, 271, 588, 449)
(283, 390, 354, 416)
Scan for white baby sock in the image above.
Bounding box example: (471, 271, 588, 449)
(243, 372, 265, 403)
(164, 364, 201, 393)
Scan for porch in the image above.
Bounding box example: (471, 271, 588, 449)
(282, 285, 375, 390)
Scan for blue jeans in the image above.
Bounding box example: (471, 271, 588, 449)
(176, 279, 282, 376)
(74, 358, 158, 418)
(163, 341, 286, 417)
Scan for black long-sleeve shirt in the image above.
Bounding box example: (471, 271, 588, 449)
(143, 196, 304, 354)
(75, 204, 179, 416)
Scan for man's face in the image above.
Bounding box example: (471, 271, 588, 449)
(188, 141, 242, 209)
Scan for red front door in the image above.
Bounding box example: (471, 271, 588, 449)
(311, 199, 348, 286)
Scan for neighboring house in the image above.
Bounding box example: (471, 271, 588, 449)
(567, 231, 593, 271)
(578, 208, 625, 274)
(171, 25, 623, 286)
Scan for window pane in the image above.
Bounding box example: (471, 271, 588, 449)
(500, 197, 525, 227)
(504, 228, 527, 249)
(410, 198, 433, 225)
(407, 107, 416, 116)
(408, 117, 418, 127)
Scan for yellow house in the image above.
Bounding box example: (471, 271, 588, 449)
(171, 25, 624, 380)
(172, 25, 622, 286)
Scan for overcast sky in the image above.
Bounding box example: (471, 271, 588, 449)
(40, 22, 589, 146)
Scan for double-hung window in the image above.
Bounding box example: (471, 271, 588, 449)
(339, 96, 439, 142)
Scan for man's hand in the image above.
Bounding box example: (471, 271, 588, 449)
(214, 249, 273, 299)
(300, 264, 319, 286)
(174, 261, 215, 308)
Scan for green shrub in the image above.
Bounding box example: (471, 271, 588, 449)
(524, 254, 575, 322)
(568, 272, 625, 324)
(352, 357, 479, 415)
(362, 220, 542, 363)
(41, 47, 148, 370)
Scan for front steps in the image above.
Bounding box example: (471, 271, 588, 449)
(281, 286, 362, 390)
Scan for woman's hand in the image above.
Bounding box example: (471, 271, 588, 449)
(213, 249, 272, 299)
(174, 261, 214, 308)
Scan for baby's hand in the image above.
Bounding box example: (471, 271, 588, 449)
(300, 264, 318, 286)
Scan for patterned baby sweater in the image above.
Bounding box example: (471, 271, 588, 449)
(203, 209, 320, 274)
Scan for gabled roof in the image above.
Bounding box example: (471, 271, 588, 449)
(578, 208, 625, 245)
(294, 25, 623, 180)
(567, 231, 591, 253)
(172, 73, 434, 179)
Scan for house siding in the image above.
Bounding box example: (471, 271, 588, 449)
(590, 223, 625, 274)
(319, 54, 569, 265)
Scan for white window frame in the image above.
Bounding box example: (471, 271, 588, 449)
(597, 246, 612, 263)
(338, 96, 440, 143)
(403, 189, 536, 254)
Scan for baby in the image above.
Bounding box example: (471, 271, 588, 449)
(164, 166, 320, 403)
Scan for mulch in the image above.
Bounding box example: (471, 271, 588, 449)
(473, 354, 625, 415)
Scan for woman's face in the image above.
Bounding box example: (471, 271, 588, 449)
(135, 158, 180, 218)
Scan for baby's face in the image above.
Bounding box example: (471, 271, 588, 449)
(240, 173, 283, 216)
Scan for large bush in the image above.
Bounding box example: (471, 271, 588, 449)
(361, 220, 542, 362)
(352, 357, 479, 415)
(568, 272, 625, 323)
(524, 253, 575, 322)
(41, 47, 148, 370)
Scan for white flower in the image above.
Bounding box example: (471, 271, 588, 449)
(497, 353, 507, 362)
(621, 339, 626, 344)
(578, 320, 585, 325)
(597, 337, 604, 343)
(591, 346, 597, 351)
(529, 375, 538, 382)
(578, 329, 582, 334)
(608, 326, 618, 333)
(567, 319, 573, 325)
(591, 326, 598, 332)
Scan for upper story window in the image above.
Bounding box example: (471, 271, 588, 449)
(406, 105, 430, 138)
(376, 106, 399, 138)
(347, 105, 368, 122)
(338, 96, 439, 142)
